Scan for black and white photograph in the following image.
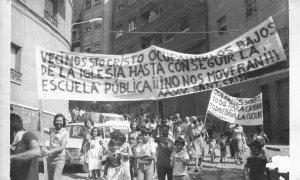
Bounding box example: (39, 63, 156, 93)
(1, 0, 300, 179)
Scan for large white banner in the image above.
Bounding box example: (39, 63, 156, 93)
(207, 88, 263, 126)
(36, 17, 287, 101)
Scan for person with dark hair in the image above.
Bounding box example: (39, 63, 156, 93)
(170, 137, 190, 180)
(244, 140, 268, 180)
(135, 128, 156, 180)
(232, 124, 244, 165)
(86, 127, 105, 180)
(224, 123, 235, 158)
(173, 114, 183, 139)
(129, 122, 141, 179)
(104, 130, 132, 180)
(208, 136, 217, 162)
(190, 119, 206, 172)
(81, 119, 95, 179)
(10, 113, 40, 180)
(219, 134, 227, 163)
(42, 113, 69, 180)
(155, 125, 174, 180)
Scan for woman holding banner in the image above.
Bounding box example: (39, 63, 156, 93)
(190, 118, 207, 172)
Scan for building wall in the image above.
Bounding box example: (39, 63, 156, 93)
(79, 0, 113, 54)
(11, 0, 73, 142)
(204, 0, 289, 144)
(113, 0, 207, 54)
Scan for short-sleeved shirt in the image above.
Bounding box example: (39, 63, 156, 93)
(232, 126, 243, 140)
(170, 149, 189, 176)
(49, 127, 69, 156)
(135, 140, 156, 164)
(129, 131, 141, 146)
(10, 132, 39, 180)
(156, 136, 174, 167)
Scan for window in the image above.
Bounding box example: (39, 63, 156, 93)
(179, 15, 189, 31)
(128, 45, 136, 53)
(72, 29, 81, 42)
(217, 15, 227, 36)
(128, 0, 136, 5)
(85, 23, 91, 32)
(44, 0, 58, 27)
(11, 44, 21, 72)
(85, 0, 92, 9)
(116, 24, 124, 38)
(94, 43, 101, 52)
(128, 18, 136, 31)
(85, 47, 91, 53)
(94, 0, 101, 6)
(116, 50, 123, 55)
(149, 10, 159, 22)
(117, 1, 123, 11)
(245, 0, 257, 18)
(94, 22, 101, 29)
(11, 43, 22, 84)
(166, 23, 174, 41)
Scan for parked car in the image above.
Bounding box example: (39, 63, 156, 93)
(81, 112, 130, 129)
(41, 122, 130, 173)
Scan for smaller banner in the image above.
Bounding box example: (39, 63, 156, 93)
(207, 88, 263, 126)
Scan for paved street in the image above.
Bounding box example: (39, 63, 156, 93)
(39, 144, 289, 180)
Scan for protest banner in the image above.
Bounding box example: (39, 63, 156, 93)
(207, 88, 263, 126)
(36, 17, 286, 101)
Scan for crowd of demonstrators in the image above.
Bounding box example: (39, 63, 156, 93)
(10, 108, 273, 180)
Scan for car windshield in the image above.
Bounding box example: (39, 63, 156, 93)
(66, 125, 85, 138)
(105, 116, 123, 122)
(112, 127, 129, 136)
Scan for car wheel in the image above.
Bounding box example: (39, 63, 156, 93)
(81, 163, 89, 173)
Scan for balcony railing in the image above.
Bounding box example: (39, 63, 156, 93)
(44, 10, 58, 27)
(10, 68, 22, 84)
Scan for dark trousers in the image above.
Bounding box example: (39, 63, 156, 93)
(229, 140, 235, 157)
(157, 165, 173, 180)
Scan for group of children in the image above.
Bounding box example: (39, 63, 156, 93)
(84, 127, 192, 180)
(84, 121, 271, 180)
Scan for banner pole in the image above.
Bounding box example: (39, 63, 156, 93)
(38, 100, 48, 180)
(261, 92, 264, 132)
(204, 89, 214, 126)
(156, 100, 159, 120)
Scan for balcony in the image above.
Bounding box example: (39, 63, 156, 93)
(245, 1, 257, 18)
(44, 10, 58, 27)
(10, 68, 22, 85)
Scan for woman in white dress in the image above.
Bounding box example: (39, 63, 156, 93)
(191, 119, 206, 172)
(87, 127, 105, 180)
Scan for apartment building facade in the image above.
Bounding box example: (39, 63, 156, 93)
(205, 0, 289, 144)
(11, 0, 73, 141)
(69, 0, 289, 144)
(111, 0, 209, 117)
(72, 0, 113, 54)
